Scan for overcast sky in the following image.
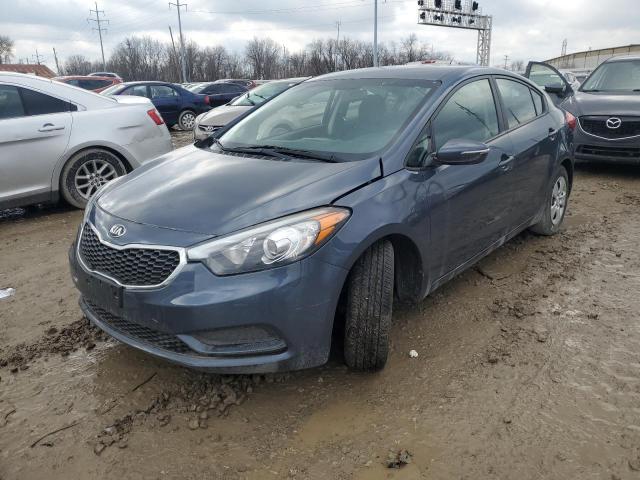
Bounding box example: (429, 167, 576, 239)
(1, 0, 638, 71)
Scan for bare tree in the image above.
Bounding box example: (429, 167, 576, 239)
(0, 35, 15, 64)
(63, 55, 92, 75)
(510, 60, 525, 72)
(245, 37, 281, 80)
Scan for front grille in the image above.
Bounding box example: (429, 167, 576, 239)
(79, 225, 180, 287)
(577, 144, 640, 159)
(86, 301, 192, 354)
(580, 116, 640, 138)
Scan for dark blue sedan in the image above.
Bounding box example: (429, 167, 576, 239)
(71, 65, 574, 373)
(101, 81, 211, 130)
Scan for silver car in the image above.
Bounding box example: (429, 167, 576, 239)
(193, 77, 309, 141)
(0, 72, 172, 209)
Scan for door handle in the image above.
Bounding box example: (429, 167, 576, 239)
(38, 123, 65, 132)
(499, 154, 515, 172)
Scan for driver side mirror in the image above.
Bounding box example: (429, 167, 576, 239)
(434, 139, 490, 165)
(544, 84, 566, 95)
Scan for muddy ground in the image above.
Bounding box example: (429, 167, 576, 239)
(1, 133, 640, 479)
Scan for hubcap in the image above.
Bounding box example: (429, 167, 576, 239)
(550, 176, 567, 226)
(181, 113, 195, 129)
(74, 159, 118, 200)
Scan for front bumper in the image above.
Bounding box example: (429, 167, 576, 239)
(574, 125, 640, 165)
(69, 234, 347, 373)
(193, 123, 221, 141)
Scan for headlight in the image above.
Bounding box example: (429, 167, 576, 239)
(187, 207, 350, 275)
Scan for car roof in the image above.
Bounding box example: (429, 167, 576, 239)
(53, 75, 114, 80)
(119, 81, 176, 86)
(603, 55, 640, 63)
(309, 65, 513, 86)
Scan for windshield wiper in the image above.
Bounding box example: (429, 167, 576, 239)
(210, 138, 289, 160)
(241, 145, 339, 163)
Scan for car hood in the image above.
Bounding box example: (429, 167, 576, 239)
(200, 104, 251, 126)
(563, 91, 640, 116)
(98, 145, 381, 236)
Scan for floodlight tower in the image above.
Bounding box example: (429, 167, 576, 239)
(417, 0, 493, 66)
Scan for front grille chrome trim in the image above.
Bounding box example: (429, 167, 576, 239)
(76, 222, 187, 290)
(578, 117, 640, 141)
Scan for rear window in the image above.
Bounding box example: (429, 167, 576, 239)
(77, 79, 112, 90)
(21, 88, 72, 116)
(496, 78, 537, 129)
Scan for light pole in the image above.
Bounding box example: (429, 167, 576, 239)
(373, 0, 379, 67)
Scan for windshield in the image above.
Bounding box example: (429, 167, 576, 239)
(100, 84, 123, 96)
(230, 81, 295, 107)
(219, 78, 438, 161)
(581, 59, 640, 92)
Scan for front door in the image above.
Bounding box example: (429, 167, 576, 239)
(425, 78, 517, 279)
(0, 84, 72, 206)
(525, 62, 574, 106)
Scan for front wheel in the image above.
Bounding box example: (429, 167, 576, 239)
(60, 149, 126, 209)
(343, 240, 395, 372)
(530, 166, 569, 236)
(178, 110, 196, 131)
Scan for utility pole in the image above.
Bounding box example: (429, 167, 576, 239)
(168, 26, 181, 81)
(335, 20, 341, 71)
(32, 49, 43, 65)
(52, 47, 61, 74)
(373, 0, 378, 67)
(503, 54, 509, 70)
(169, 0, 188, 83)
(88, 2, 108, 70)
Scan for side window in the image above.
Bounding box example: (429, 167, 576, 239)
(78, 79, 111, 90)
(124, 85, 149, 97)
(150, 85, 178, 98)
(203, 85, 221, 94)
(0, 85, 26, 119)
(432, 79, 499, 148)
(65, 79, 80, 86)
(531, 89, 544, 115)
(496, 78, 537, 129)
(528, 63, 566, 90)
(20, 88, 71, 116)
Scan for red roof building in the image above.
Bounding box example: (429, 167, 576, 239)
(0, 64, 56, 78)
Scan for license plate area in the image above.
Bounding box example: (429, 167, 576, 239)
(84, 274, 124, 313)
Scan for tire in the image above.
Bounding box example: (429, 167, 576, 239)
(343, 240, 395, 372)
(60, 149, 126, 209)
(178, 110, 197, 131)
(530, 166, 569, 236)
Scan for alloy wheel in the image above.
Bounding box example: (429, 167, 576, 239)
(181, 112, 196, 130)
(550, 176, 567, 226)
(74, 159, 118, 200)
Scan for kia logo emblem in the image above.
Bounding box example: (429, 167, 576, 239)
(108, 224, 126, 238)
(606, 117, 622, 129)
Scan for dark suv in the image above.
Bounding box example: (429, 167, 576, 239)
(525, 57, 640, 165)
(70, 65, 574, 373)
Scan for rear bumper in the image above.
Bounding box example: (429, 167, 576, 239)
(124, 126, 173, 169)
(574, 127, 640, 165)
(69, 239, 348, 373)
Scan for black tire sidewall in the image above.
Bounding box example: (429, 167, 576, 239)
(60, 149, 125, 209)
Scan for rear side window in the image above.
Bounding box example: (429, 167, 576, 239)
(496, 78, 537, 129)
(531, 89, 544, 115)
(123, 85, 149, 97)
(150, 85, 178, 98)
(78, 79, 111, 90)
(433, 79, 499, 147)
(20, 88, 71, 116)
(0, 85, 26, 119)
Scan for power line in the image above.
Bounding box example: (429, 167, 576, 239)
(169, 0, 188, 83)
(88, 2, 109, 70)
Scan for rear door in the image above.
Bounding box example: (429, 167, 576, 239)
(149, 84, 181, 125)
(493, 76, 555, 221)
(525, 62, 573, 106)
(0, 84, 72, 206)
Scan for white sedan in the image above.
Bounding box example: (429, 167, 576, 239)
(0, 72, 173, 209)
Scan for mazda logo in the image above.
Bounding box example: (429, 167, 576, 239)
(606, 117, 622, 129)
(108, 224, 126, 238)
